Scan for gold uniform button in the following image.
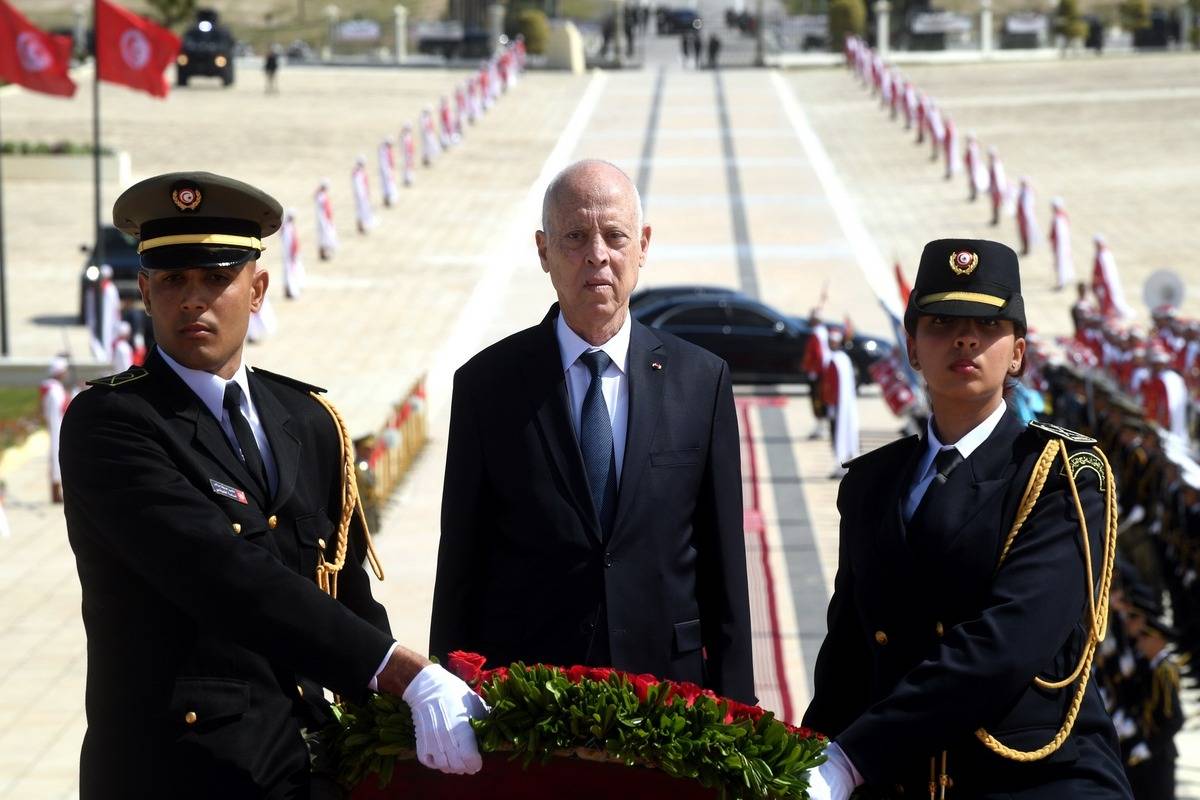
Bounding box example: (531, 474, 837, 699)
(935, 621, 945, 637)
(874, 630, 888, 645)
(296, 684, 304, 697)
(267, 515, 278, 530)
(231, 523, 242, 535)
(184, 711, 197, 725)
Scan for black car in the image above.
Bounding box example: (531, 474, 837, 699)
(634, 293, 890, 387)
(78, 225, 141, 323)
(659, 8, 702, 34)
(177, 9, 236, 87)
(629, 284, 739, 313)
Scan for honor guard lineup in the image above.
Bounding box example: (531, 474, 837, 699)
(4, 30, 1188, 794)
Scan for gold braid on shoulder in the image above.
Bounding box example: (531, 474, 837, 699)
(309, 392, 385, 598)
(974, 439, 1118, 762)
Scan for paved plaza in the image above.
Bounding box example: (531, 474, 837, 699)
(0, 30, 1198, 797)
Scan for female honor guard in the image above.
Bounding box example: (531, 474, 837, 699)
(804, 239, 1132, 799)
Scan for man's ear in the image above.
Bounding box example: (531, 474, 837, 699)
(639, 224, 652, 266)
(250, 265, 269, 313)
(535, 230, 550, 275)
(137, 271, 151, 316)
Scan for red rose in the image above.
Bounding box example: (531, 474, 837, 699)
(565, 665, 589, 684)
(447, 651, 487, 684)
(631, 673, 659, 702)
(586, 667, 614, 682)
(479, 666, 509, 685)
(786, 724, 824, 739)
(723, 700, 766, 724)
(665, 681, 704, 708)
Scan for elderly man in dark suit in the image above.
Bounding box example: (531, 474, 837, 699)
(430, 160, 754, 703)
(62, 172, 483, 799)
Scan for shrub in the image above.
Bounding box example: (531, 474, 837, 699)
(516, 8, 550, 54)
(829, 0, 867, 52)
(1055, 0, 1089, 41)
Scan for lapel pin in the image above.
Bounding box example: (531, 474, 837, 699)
(650, 361, 662, 370)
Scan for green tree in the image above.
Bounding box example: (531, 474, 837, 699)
(1117, 0, 1150, 30)
(145, 0, 196, 28)
(828, 0, 866, 51)
(1055, 0, 1088, 41)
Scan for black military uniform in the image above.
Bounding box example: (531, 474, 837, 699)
(804, 240, 1132, 798)
(62, 173, 394, 799)
(1124, 599, 1185, 800)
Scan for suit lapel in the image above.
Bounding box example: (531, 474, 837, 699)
(610, 322, 665, 542)
(911, 408, 1024, 548)
(146, 349, 269, 507)
(876, 436, 922, 563)
(248, 371, 301, 512)
(519, 306, 602, 543)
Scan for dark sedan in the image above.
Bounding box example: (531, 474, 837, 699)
(631, 291, 891, 387)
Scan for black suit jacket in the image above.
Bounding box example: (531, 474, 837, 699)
(61, 348, 394, 800)
(803, 409, 1131, 798)
(430, 306, 754, 703)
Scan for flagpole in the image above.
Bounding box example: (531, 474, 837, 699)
(92, 0, 104, 272)
(0, 98, 9, 357)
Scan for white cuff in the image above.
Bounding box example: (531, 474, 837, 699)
(827, 742, 865, 787)
(367, 641, 400, 691)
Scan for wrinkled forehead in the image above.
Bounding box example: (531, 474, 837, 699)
(550, 181, 637, 221)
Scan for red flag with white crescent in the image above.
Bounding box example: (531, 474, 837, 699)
(0, 1, 76, 97)
(95, 0, 180, 98)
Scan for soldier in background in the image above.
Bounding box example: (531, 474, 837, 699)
(111, 321, 134, 373)
(264, 45, 279, 94)
(280, 207, 305, 299)
(802, 310, 832, 439)
(1123, 597, 1184, 800)
(351, 155, 375, 235)
(707, 33, 721, 68)
(314, 179, 337, 260)
(41, 356, 71, 504)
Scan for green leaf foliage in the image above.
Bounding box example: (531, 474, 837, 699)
(321, 663, 827, 798)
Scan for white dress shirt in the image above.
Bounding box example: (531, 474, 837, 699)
(557, 311, 631, 480)
(158, 349, 279, 496)
(903, 400, 1008, 523)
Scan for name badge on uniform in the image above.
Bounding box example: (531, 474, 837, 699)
(210, 478, 248, 504)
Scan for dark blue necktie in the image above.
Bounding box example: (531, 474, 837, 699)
(223, 382, 269, 498)
(579, 350, 617, 537)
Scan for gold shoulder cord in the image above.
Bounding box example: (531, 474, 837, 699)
(309, 392, 385, 598)
(974, 439, 1118, 761)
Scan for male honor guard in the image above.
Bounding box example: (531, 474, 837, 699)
(61, 172, 483, 799)
(805, 239, 1131, 799)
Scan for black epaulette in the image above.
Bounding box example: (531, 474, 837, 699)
(842, 433, 919, 469)
(1027, 420, 1097, 445)
(251, 367, 326, 395)
(86, 367, 150, 389)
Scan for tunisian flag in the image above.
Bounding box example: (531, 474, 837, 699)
(0, 2, 76, 97)
(95, 0, 180, 98)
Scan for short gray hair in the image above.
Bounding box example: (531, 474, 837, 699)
(541, 159, 643, 234)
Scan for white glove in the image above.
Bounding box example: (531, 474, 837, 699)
(808, 742, 862, 800)
(1112, 709, 1137, 739)
(1119, 650, 1136, 678)
(402, 663, 488, 775)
